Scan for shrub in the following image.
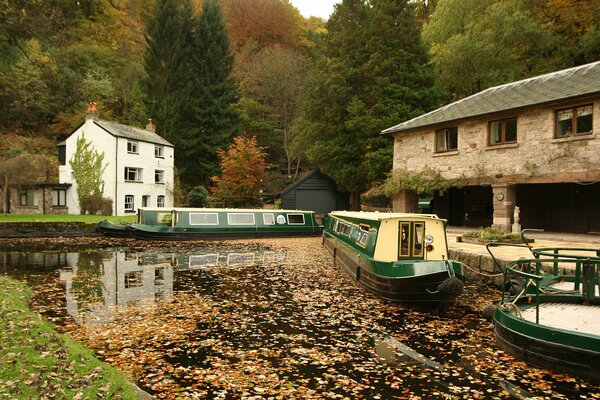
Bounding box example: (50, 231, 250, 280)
(187, 185, 210, 207)
(463, 226, 521, 241)
(80, 195, 112, 215)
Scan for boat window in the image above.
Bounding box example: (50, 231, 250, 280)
(263, 213, 275, 225)
(228, 213, 256, 225)
(413, 222, 424, 257)
(189, 254, 219, 269)
(399, 222, 410, 257)
(189, 213, 219, 225)
(334, 220, 343, 233)
(287, 213, 305, 225)
(356, 224, 370, 247)
(157, 212, 172, 225)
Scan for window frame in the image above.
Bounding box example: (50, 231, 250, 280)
(263, 213, 275, 225)
(555, 104, 593, 138)
(155, 169, 164, 184)
(125, 167, 142, 182)
(435, 127, 458, 153)
(157, 195, 165, 208)
(52, 189, 66, 207)
(189, 212, 219, 225)
(124, 194, 135, 212)
(287, 213, 306, 225)
(127, 140, 139, 154)
(488, 117, 518, 145)
(20, 189, 38, 207)
(227, 213, 256, 225)
(154, 145, 164, 158)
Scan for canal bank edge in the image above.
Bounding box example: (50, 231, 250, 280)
(0, 222, 98, 238)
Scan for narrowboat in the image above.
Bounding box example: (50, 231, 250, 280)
(126, 207, 324, 240)
(96, 219, 132, 237)
(323, 211, 465, 303)
(488, 237, 600, 383)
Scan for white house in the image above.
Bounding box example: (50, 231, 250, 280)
(59, 103, 175, 216)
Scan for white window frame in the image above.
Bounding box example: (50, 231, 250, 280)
(155, 170, 164, 184)
(287, 213, 305, 225)
(157, 195, 165, 208)
(125, 167, 142, 182)
(263, 213, 275, 225)
(52, 189, 66, 207)
(227, 213, 256, 225)
(155, 145, 164, 158)
(127, 140, 139, 154)
(124, 195, 135, 211)
(20, 189, 38, 207)
(189, 213, 219, 225)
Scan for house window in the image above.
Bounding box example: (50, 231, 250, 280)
(127, 140, 139, 154)
(435, 127, 458, 152)
(556, 105, 593, 138)
(124, 195, 134, 212)
(125, 271, 143, 288)
(125, 167, 142, 182)
(157, 195, 165, 208)
(52, 189, 66, 207)
(489, 117, 517, 145)
(155, 170, 164, 184)
(155, 145, 164, 158)
(20, 189, 38, 206)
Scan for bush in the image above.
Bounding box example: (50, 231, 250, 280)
(80, 195, 112, 215)
(187, 185, 209, 207)
(463, 226, 521, 241)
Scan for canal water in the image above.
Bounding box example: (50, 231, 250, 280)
(1, 237, 599, 399)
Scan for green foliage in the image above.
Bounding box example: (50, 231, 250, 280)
(69, 133, 106, 214)
(463, 226, 521, 242)
(187, 185, 210, 207)
(79, 194, 113, 215)
(423, 0, 565, 99)
(377, 167, 459, 197)
(211, 136, 267, 207)
(0, 214, 135, 223)
(71, 253, 105, 313)
(299, 0, 437, 208)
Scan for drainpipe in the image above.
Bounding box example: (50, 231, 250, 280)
(42, 187, 46, 215)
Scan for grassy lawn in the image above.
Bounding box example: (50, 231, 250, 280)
(0, 275, 144, 399)
(0, 214, 136, 224)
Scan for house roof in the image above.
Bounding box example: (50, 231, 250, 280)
(94, 120, 173, 146)
(382, 61, 600, 135)
(279, 169, 334, 196)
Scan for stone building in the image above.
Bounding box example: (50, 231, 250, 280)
(382, 61, 600, 233)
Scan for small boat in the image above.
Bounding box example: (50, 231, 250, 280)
(126, 207, 324, 240)
(323, 211, 465, 303)
(96, 219, 132, 237)
(488, 233, 600, 383)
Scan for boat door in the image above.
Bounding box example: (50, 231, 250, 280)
(398, 221, 425, 259)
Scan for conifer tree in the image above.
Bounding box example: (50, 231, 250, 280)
(181, 0, 240, 186)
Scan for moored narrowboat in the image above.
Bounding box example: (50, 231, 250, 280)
(96, 219, 133, 237)
(323, 211, 465, 303)
(126, 207, 324, 240)
(489, 241, 600, 383)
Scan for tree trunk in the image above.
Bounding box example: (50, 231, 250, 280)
(349, 191, 361, 211)
(293, 157, 301, 180)
(2, 174, 7, 214)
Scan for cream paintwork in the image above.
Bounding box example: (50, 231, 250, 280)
(329, 211, 449, 262)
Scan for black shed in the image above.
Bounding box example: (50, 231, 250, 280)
(279, 169, 349, 214)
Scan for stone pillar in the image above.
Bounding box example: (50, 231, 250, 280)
(492, 184, 516, 233)
(393, 190, 419, 213)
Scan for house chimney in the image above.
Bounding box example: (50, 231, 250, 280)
(86, 102, 98, 120)
(146, 118, 155, 132)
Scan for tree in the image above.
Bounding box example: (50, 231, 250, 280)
(181, 0, 240, 186)
(69, 133, 106, 214)
(423, 0, 564, 100)
(211, 136, 266, 207)
(299, 0, 437, 209)
(187, 185, 210, 207)
(239, 45, 310, 180)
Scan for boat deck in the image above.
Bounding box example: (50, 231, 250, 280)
(549, 280, 600, 295)
(521, 303, 600, 336)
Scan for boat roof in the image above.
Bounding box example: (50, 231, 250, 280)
(330, 211, 444, 222)
(138, 207, 314, 213)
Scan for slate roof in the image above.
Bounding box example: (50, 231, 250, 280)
(94, 119, 173, 146)
(382, 61, 600, 135)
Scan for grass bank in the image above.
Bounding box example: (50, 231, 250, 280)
(0, 275, 144, 399)
(0, 214, 136, 224)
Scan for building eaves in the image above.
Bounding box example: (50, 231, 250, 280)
(382, 61, 600, 135)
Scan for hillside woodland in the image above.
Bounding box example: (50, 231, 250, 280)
(1, 0, 599, 206)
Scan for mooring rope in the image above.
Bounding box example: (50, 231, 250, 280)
(455, 260, 504, 277)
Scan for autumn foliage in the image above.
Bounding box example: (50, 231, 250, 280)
(211, 135, 267, 207)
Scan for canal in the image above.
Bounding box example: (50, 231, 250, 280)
(1, 237, 599, 399)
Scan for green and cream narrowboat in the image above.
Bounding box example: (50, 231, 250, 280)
(125, 207, 324, 240)
(323, 211, 465, 303)
(488, 240, 600, 383)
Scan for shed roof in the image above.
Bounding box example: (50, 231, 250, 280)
(382, 61, 600, 135)
(94, 120, 173, 146)
(279, 169, 335, 196)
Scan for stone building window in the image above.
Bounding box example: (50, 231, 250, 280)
(52, 189, 66, 207)
(124, 195, 134, 212)
(20, 189, 38, 206)
(489, 117, 517, 145)
(435, 127, 458, 152)
(555, 105, 593, 138)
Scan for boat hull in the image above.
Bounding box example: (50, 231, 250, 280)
(96, 220, 132, 238)
(494, 308, 600, 384)
(128, 225, 322, 240)
(324, 235, 464, 303)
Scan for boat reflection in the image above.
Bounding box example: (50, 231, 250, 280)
(176, 250, 287, 269)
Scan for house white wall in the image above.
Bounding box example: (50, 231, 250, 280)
(59, 118, 175, 216)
